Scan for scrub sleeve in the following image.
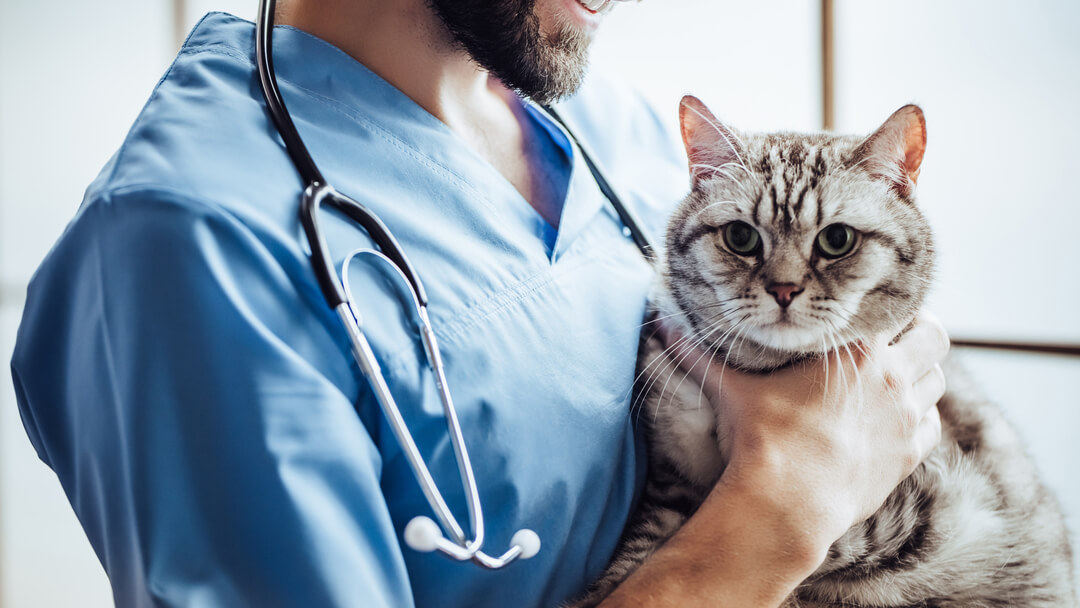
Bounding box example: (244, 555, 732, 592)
(14, 187, 414, 607)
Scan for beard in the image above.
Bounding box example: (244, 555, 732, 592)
(426, 0, 593, 104)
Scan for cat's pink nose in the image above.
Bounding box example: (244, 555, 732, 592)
(766, 283, 804, 308)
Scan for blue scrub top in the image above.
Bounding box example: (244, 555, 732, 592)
(11, 13, 689, 608)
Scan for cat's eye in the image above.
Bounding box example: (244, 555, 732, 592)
(723, 221, 761, 256)
(816, 224, 857, 259)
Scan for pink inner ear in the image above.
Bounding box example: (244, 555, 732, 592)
(856, 104, 927, 196)
(679, 95, 741, 184)
(902, 112, 927, 184)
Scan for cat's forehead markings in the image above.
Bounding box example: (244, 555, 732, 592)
(747, 140, 828, 235)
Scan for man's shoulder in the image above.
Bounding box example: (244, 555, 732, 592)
(88, 13, 272, 206)
(77, 12, 330, 252)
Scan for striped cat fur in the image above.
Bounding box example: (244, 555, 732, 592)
(567, 97, 1076, 607)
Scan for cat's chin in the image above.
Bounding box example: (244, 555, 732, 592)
(744, 323, 835, 355)
(719, 339, 818, 373)
(717, 324, 843, 372)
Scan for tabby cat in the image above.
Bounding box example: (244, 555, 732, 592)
(569, 97, 1076, 607)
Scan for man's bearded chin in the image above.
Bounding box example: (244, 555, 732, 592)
(426, 0, 592, 104)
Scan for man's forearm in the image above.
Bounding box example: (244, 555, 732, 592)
(598, 469, 829, 607)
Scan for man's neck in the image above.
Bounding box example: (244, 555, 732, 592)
(276, 0, 567, 228)
(277, 0, 510, 140)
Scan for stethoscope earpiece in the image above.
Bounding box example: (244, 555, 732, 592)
(510, 528, 542, 560)
(406, 516, 540, 565)
(404, 516, 444, 553)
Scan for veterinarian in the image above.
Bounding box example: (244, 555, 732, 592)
(10, 0, 949, 605)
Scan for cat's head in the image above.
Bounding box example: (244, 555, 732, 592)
(657, 96, 934, 371)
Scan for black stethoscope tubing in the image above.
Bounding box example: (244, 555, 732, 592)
(256, 0, 431, 310)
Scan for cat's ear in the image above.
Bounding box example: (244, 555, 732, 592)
(851, 104, 926, 198)
(680, 95, 744, 186)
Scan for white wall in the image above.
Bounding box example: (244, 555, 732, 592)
(1, 1, 1077, 606)
(183, 0, 256, 31)
(833, 0, 1080, 344)
(591, 0, 822, 134)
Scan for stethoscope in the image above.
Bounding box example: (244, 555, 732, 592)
(255, 0, 654, 570)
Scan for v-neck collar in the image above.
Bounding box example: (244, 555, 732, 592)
(251, 16, 610, 265)
(518, 101, 610, 262)
(530, 105, 610, 263)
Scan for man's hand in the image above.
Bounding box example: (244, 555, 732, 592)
(678, 312, 949, 556)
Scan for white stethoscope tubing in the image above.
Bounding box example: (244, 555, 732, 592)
(339, 246, 484, 558)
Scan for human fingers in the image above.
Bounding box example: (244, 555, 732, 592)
(913, 404, 943, 465)
(913, 363, 947, 411)
(887, 311, 950, 381)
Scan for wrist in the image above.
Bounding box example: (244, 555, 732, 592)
(713, 461, 835, 582)
(601, 465, 831, 607)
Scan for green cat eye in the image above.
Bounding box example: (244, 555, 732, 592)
(723, 221, 761, 256)
(816, 224, 857, 259)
